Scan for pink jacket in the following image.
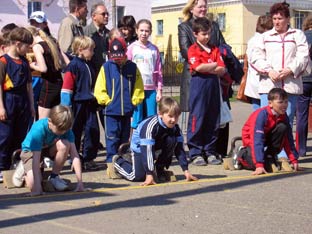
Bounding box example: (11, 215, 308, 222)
(250, 27, 309, 94)
(127, 41, 163, 91)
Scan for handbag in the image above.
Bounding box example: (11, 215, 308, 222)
(236, 54, 251, 103)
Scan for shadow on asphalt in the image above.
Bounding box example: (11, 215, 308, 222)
(1, 169, 311, 229)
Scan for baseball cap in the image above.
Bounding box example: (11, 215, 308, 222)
(29, 11, 47, 23)
(109, 38, 127, 61)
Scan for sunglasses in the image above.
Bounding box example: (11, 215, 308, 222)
(98, 12, 109, 16)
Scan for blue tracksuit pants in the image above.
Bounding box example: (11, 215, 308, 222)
(187, 75, 220, 160)
(296, 82, 312, 157)
(0, 91, 31, 170)
(114, 134, 177, 181)
(105, 115, 131, 163)
(72, 100, 99, 162)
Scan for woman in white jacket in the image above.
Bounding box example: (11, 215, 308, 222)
(251, 2, 309, 126)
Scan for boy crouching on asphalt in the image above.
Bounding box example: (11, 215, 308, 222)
(113, 96, 198, 186)
(12, 105, 87, 196)
(237, 88, 300, 175)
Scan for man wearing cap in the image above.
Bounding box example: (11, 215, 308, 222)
(94, 37, 144, 179)
(84, 2, 110, 76)
(58, 0, 88, 54)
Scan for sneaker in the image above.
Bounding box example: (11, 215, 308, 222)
(265, 155, 279, 173)
(278, 157, 293, 172)
(44, 157, 54, 168)
(12, 161, 25, 187)
(207, 155, 222, 165)
(0, 171, 3, 183)
(83, 160, 99, 171)
(48, 175, 69, 191)
(192, 156, 207, 166)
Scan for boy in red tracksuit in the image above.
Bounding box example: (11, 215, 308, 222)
(239, 88, 299, 175)
(187, 17, 226, 166)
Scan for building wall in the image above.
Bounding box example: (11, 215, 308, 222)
(0, 0, 151, 39)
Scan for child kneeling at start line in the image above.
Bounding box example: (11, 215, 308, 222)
(113, 96, 198, 186)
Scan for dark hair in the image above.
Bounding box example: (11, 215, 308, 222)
(8, 27, 33, 45)
(256, 15, 273, 33)
(118, 15, 136, 28)
(268, 88, 288, 101)
(192, 17, 212, 33)
(69, 0, 87, 13)
(1, 23, 18, 34)
(270, 2, 290, 18)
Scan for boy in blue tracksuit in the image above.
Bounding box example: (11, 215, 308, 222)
(61, 36, 100, 171)
(94, 36, 144, 179)
(113, 97, 198, 185)
(0, 27, 35, 181)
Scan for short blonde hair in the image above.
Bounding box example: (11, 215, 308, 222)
(49, 105, 73, 132)
(158, 97, 181, 116)
(71, 36, 95, 55)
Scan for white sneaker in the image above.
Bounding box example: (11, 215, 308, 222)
(12, 161, 25, 187)
(48, 175, 68, 191)
(44, 157, 54, 168)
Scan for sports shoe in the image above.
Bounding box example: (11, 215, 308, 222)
(0, 171, 3, 183)
(207, 155, 222, 165)
(109, 155, 122, 179)
(278, 157, 293, 172)
(44, 157, 54, 168)
(48, 175, 69, 191)
(192, 156, 207, 166)
(83, 160, 99, 171)
(265, 155, 279, 173)
(12, 161, 25, 187)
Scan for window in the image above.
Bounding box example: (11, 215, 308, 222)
(28, 1, 42, 18)
(294, 11, 307, 29)
(217, 13, 226, 31)
(156, 20, 163, 36)
(117, 6, 125, 23)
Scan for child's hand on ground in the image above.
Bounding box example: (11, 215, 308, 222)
(140, 174, 156, 186)
(252, 167, 267, 175)
(184, 170, 198, 181)
(74, 182, 91, 192)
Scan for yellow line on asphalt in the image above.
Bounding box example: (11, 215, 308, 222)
(2, 169, 310, 202)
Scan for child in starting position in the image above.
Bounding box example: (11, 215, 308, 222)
(113, 96, 198, 186)
(12, 105, 86, 196)
(238, 88, 300, 175)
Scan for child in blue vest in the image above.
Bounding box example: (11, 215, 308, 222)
(61, 36, 100, 171)
(94, 36, 144, 179)
(0, 27, 35, 182)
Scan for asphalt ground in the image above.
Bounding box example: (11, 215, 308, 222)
(1, 101, 312, 234)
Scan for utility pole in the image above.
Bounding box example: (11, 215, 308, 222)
(112, 0, 116, 28)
